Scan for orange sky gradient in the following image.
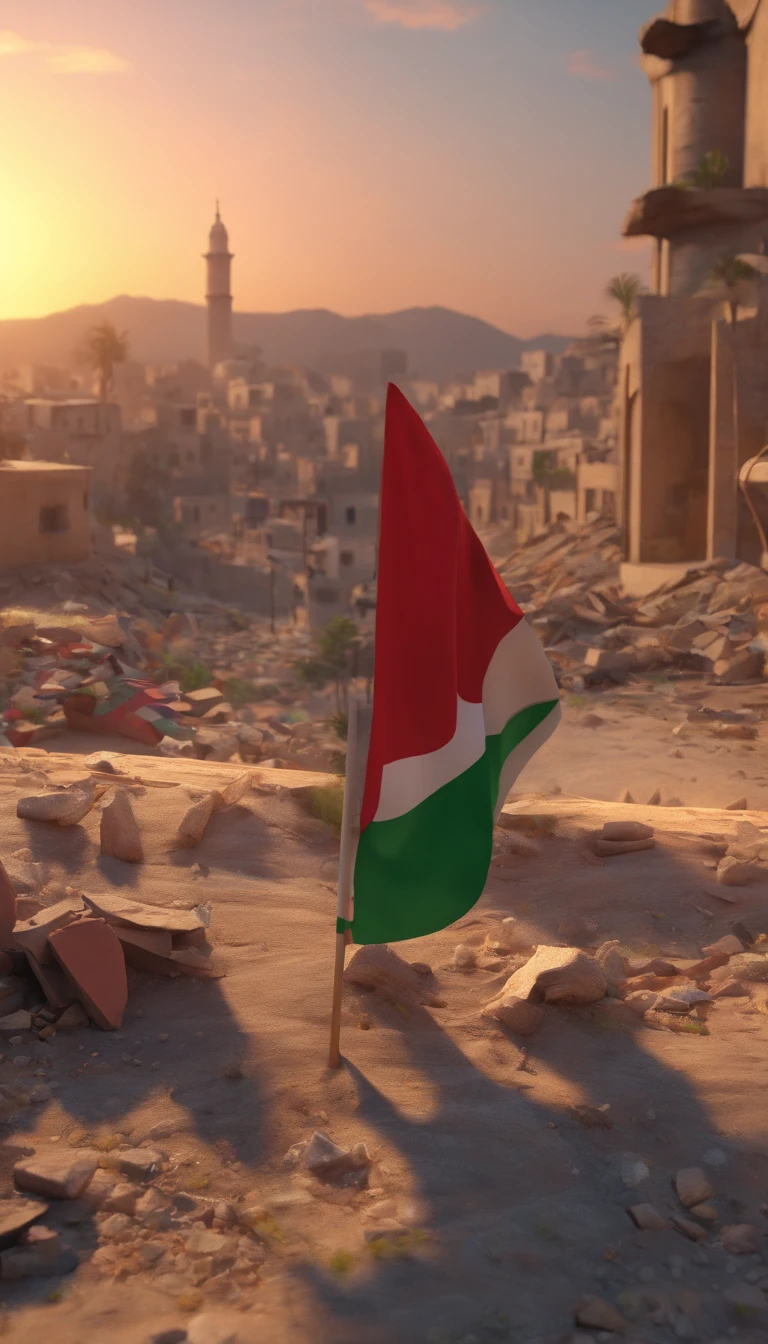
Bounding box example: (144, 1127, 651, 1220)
(1, 0, 654, 338)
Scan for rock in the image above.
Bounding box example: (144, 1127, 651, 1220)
(717, 856, 753, 886)
(99, 1212, 132, 1237)
(302, 1131, 371, 1185)
(593, 837, 656, 857)
(344, 944, 428, 1006)
(0, 861, 17, 948)
(710, 978, 749, 998)
(703, 935, 745, 957)
(595, 941, 629, 991)
(103, 1182, 139, 1215)
(49, 918, 127, 1030)
(491, 946, 606, 1006)
(625, 990, 659, 1015)
(14, 1149, 99, 1199)
(728, 952, 768, 981)
(689, 1202, 718, 1222)
(675, 1168, 713, 1209)
(601, 822, 654, 842)
(647, 789, 662, 806)
(101, 790, 144, 863)
(176, 794, 217, 849)
(714, 648, 765, 684)
(628, 1203, 668, 1230)
(409, 962, 432, 976)
(186, 1229, 230, 1257)
(629, 957, 678, 977)
(12, 894, 85, 962)
(682, 953, 730, 979)
(0, 1224, 67, 1280)
(723, 1283, 768, 1314)
(83, 890, 203, 933)
(618, 789, 635, 803)
(185, 688, 224, 717)
(725, 796, 749, 810)
(655, 986, 711, 1013)
(453, 944, 476, 970)
(730, 921, 755, 945)
(0, 1197, 49, 1249)
(621, 1156, 650, 1189)
(671, 1215, 709, 1242)
(29, 1084, 52, 1104)
(212, 772, 253, 810)
(55, 1003, 89, 1030)
(116, 1148, 163, 1181)
(574, 1295, 627, 1332)
(0, 1011, 31, 1033)
(17, 780, 96, 827)
(487, 996, 545, 1036)
(721, 1223, 762, 1254)
(82, 1169, 116, 1211)
(187, 1313, 242, 1344)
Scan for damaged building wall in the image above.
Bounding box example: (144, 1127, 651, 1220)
(0, 462, 92, 569)
(709, 285, 768, 562)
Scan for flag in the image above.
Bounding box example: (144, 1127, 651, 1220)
(341, 384, 561, 946)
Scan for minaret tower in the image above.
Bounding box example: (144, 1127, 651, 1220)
(204, 202, 234, 370)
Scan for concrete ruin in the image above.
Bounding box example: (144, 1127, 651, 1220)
(620, 0, 768, 593)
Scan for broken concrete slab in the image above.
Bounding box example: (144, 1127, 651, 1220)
(100, 789, 144, 863)
(14, 1150, 99, 1200)
(185, 688, 224, 717)
(49, 918, 128, 1030)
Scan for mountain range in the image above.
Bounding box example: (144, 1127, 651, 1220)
(0, 296, 574, 382)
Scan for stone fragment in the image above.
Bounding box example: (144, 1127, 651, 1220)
(212, 772, 253, 810)
(81, 1169, 116, 1211)
(99, 1213, 132, 1237)
(675, 1168, 713, 1209)
(12, 895, 85, 963)
(618, 789, 635, 803)
(594, 837, 656, 857)
(103, 1182, 139, 1215)
(0, 1197, 49, 1249)
(655, 986, 711, 1013)
(491, 946, 606, 1006)
(14, 1149, 98, 1199)
(629, 957, 679, 977)
(728, 952, 768, 981)
(55, 1003, 89, 1030)
(625, 990, 659, 1015)
(671, 1215, 708, 1242)
(0, 1011, 31, 1033)
(101, 790, 144, 863)
(595, 940, 629, 991)
(721, 1223, 762, 1255)
(116, 1148, 163, 1180)
(49, 918, 127, 1030)
(486, 995, 545, 1036)
(302, 1131, 371, 1185)
(574, 1295, 627, 1332)
(724, 796, 749, 810)
(344, 944, 428, 1006)
(187, 1313, 242, 1344)
(185, 688, 224, 717)
(689, 1202, 718, 1222)
(710, 978, 749, 998)
(601, 821, 654, 842)
(176, 794, 217, 849)
(0, 861, 17, 948)
(717, 856, 753, 886)
(628, 1203, 668, 1231)
(17, 780, 96, 827)
(83, 890, 203, 933)
(730, 921, 755, 945)
(703, 935, 745, 957)
(0, 1224, 66, 1280)
(409, 962, 432, 976)
(682, 953, 729, 979)
(647, 789, 661, 806)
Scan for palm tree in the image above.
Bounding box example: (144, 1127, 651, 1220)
(605, 274, 646, 333)
(706, 254, 764, 560)
(82, 321, 129, 401)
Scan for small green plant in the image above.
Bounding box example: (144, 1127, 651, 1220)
(310, 782, 345, 832)
(328, 1249, 355, 1275)
(293, 657, 331, 688)
(684, 148, 729, 189)
(154, 652, 212, 693)
(226, 607, 248, 631)
(327, 710, 348, 741)
(223, 677, 280, 707)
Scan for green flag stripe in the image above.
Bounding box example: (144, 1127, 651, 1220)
(350, 700, 558, 945)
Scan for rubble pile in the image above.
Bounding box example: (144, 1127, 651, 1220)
(495, 518, 768, 688)
(0, 853, 214, 1038)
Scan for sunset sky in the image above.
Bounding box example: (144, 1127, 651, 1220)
(1, 0, 654, 337)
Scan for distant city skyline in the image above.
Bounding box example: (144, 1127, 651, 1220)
(2, 0, 653, 337)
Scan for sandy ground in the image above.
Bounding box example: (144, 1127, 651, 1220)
(0, 699, 766, 1342)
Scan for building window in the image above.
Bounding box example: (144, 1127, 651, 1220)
(345, 506, 356, 525)
(340, 550, 354, 566)
(39, 505, 69, 534)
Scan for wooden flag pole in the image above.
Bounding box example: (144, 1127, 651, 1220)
(328, 694, 360, 1069)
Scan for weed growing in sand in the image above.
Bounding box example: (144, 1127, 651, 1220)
(310, 782, 345, 832)
(367, 1229, 429, 1262)
(328, 1250, 355, 1275)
